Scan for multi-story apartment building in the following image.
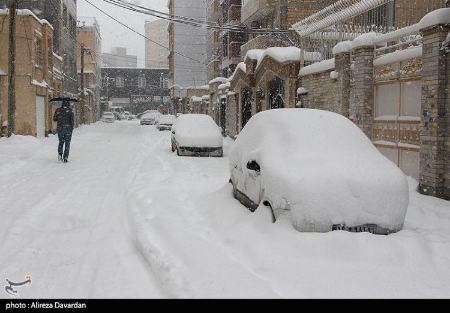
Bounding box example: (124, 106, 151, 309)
(168, 0, 208, 96)
(240, 0, 336, 56)
(0, 10, 63, 137)
(102, 47, 138, 68)
(100, 68, 170, 114)
(77, 17, 102, 123)
(207, 0, 222, 80)
(145, 19, 169, 69)
(207, 0, 245, 80)
(0, 0, 78, 96)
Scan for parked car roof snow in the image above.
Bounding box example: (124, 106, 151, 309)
(173, 114, 222, 148)
(229, 109, 409, 234)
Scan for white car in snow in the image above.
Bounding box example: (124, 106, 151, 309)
(229, 109, 409, 235)
(157, 115, 176, 131)
(171, 114, 223, 157)
(140, 112, 161, 125)
(101, 112, 115, 123)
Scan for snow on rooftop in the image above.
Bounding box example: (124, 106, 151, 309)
(299, 58, 335, 77)
(218, 82, 231, 90)
(229, 62, 247, 82)
(419, 8, 450, 29)
(255, 47, 322, 71)
(0, 9, 54, 30)
(244, 49, 266, 62)
(209, 77, 229, 85)
(374, 46, 423, 67)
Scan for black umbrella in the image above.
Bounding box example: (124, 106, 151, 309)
(49, 98, 78, 108)
(49, 97, 78, 103)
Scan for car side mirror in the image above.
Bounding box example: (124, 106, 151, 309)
(246, 160, 260, 173)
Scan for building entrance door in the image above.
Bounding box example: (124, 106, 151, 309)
(36, 96, 45, 138)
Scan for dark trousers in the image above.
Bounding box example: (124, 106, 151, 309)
(57, 128, 73, 159)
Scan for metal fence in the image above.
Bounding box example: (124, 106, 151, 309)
(290, 0, 446, 62)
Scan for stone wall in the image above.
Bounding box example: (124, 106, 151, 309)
(418, 24, 450, 200)
(300, 70, 340, 113)
(226, 92, 239, 138)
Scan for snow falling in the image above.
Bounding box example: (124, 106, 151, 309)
(1, 122, 450, 298)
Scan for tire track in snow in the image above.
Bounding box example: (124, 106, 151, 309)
(124, 132, 279, 298)
(124, 131, 195, 298)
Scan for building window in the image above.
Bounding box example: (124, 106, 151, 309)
(35, 37, 42, 67)
(138, 76, 146, 89)
(116, 76, 124, 88)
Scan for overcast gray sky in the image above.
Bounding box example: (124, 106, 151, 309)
(77, 0, 168, 67)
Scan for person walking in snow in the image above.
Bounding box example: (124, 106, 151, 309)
(53, 99, 75, 163)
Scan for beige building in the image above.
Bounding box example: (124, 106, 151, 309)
(145, 19, 169, 69)
(77, 17, 102, 123)
(0, 10, 62, 137)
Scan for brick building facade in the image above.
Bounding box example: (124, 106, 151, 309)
(0, 10, 62, 137)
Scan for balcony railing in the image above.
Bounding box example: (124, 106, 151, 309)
(241, 0, 276, 25)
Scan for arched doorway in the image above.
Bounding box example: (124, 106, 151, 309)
(269, 77, 285, 109)
(241, 88, 252, 128)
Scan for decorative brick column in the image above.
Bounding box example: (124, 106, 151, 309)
(418, 20, 450, 200)
(349, 44, 375, 139)
(334, 50, 351, 118)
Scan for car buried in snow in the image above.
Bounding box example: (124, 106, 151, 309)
(101, 112, 115, 123)
(157, 115, 176, 131)
(140, 112, 161, 125)
(171, 114, 223, 157)
(229, 109, 409, 235)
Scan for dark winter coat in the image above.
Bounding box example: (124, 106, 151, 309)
(53, 105, 75, 131)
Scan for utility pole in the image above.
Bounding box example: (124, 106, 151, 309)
(7, 0, 17, 137)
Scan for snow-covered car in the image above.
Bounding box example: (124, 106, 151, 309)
(101, 112, 115, 123)
(157, 115, 176, 131)
(229, 109, 409, 235)
(137, 110, 158, 119)
(140, 112, 160, 125)
(123, 111, 131, 120)
(171, 114, 223, 157)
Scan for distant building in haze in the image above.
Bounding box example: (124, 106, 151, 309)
(145, 19, 169, 69)
(102, 47, 138, 68)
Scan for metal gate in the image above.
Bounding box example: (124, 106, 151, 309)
(373, 79, 421, 179)
(269, 77, 285, 109)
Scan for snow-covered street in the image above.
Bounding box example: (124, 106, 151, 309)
(1, 121, 450, 298)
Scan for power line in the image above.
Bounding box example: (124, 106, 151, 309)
(106, 0, 292, 34)
(83, 0, 206, 65)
